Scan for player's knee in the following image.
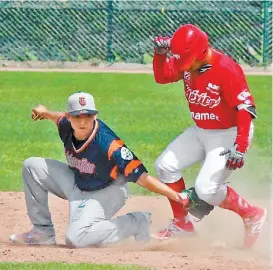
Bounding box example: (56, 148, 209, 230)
(65, 234, 77, 249)
(23, 157, 40, 171)
(65, 229, 101, 248)
(154, 156, 181, 184)
(195, 181, 227, 206)
(65, 233, 83, 248)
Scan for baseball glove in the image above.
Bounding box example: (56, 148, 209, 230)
(180, 187, 214, 220)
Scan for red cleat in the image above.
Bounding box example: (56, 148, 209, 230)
(243, 207, 267, 248)
(152, 216, 196, 240)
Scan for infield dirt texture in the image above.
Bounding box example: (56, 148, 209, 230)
(0, 192, 270, 269)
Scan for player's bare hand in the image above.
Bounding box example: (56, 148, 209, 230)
(32, 105, 48, 121)
(154, 36, 171, 55)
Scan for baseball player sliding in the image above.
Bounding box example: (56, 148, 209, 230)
(152, 24, 267, 248)
(10, 91, 210, 248)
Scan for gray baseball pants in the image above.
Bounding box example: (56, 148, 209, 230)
(22, 157, 149, 248)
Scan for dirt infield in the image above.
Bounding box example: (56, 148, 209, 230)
(0, 192, 271, 270)
(0, 61, 272, 75)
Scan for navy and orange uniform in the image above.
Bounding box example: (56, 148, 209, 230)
(57, 117, 147, 191)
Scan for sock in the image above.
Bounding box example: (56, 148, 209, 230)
(166, 178, 187, 220)
(219, 186, 255, 218)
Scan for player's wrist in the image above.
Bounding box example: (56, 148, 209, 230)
(177, 192, 190, 207)
(234, 142, 248, 154)
(235, 137, 249, 154)
(41, 109, 50, 119)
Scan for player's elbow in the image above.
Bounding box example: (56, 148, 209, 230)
(136, 172, 148, 187)
(154, 75, 169, 84)
(153, 68, 169, 84)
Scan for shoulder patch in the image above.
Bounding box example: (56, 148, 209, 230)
(121, 147, 133, 160)
(237, 89, 251, 101)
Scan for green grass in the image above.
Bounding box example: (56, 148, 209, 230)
(0, 262, 149, 269)
(0, 72, 271, 195)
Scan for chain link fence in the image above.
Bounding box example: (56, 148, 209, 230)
(0, 0, 272, 68)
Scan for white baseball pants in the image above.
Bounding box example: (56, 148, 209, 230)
(155, 124, 254, 206)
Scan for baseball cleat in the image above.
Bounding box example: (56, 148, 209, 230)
(10, 229, 56, 246)
(152, 216, 196, 240)
(243, 207, 267, 248)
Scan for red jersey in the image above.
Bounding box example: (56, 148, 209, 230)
(153, 49, 255, 130)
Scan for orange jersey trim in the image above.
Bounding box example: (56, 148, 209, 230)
(108, 139, 124, 160)
(124, 160, 142, 177)
(72, 120, 99, 154)
(110, 165, 118, 180)
(57, 115, 65, 127)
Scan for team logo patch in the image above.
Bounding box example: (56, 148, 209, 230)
(121, 147, 133, 160)
(237, 90, 251, 101)
(79, 96, 86, 106)
(186, 89, 221, 108)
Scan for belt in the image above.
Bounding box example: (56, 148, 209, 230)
(76, 180, 113, 192)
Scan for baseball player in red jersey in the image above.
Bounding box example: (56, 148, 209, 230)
(152, 24, 267, 248)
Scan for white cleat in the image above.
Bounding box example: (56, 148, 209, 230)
(10, 229, 56, 246)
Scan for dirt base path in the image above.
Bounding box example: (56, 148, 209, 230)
(0, 192, 270, 270)
(0, 61, 272, 75)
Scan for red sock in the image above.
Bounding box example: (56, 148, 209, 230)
(219, 186, 254, 218)
(166, 178, 187, 220)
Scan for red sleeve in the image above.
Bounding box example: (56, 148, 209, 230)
(235, 109, 253, 153)
(220, 62, 256, 153)
(222, 64, 255, 108)
(153, 52, 183, 84)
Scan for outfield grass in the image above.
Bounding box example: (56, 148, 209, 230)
(0, 262, 149, 269)
(0, 72, 271, 194)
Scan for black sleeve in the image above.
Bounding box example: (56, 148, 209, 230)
(57, 116, 71, 142)
(107, 139, 148, 183)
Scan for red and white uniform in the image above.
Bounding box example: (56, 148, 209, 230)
(183, 53, 254, 129)
(153, 49, 256, 206)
